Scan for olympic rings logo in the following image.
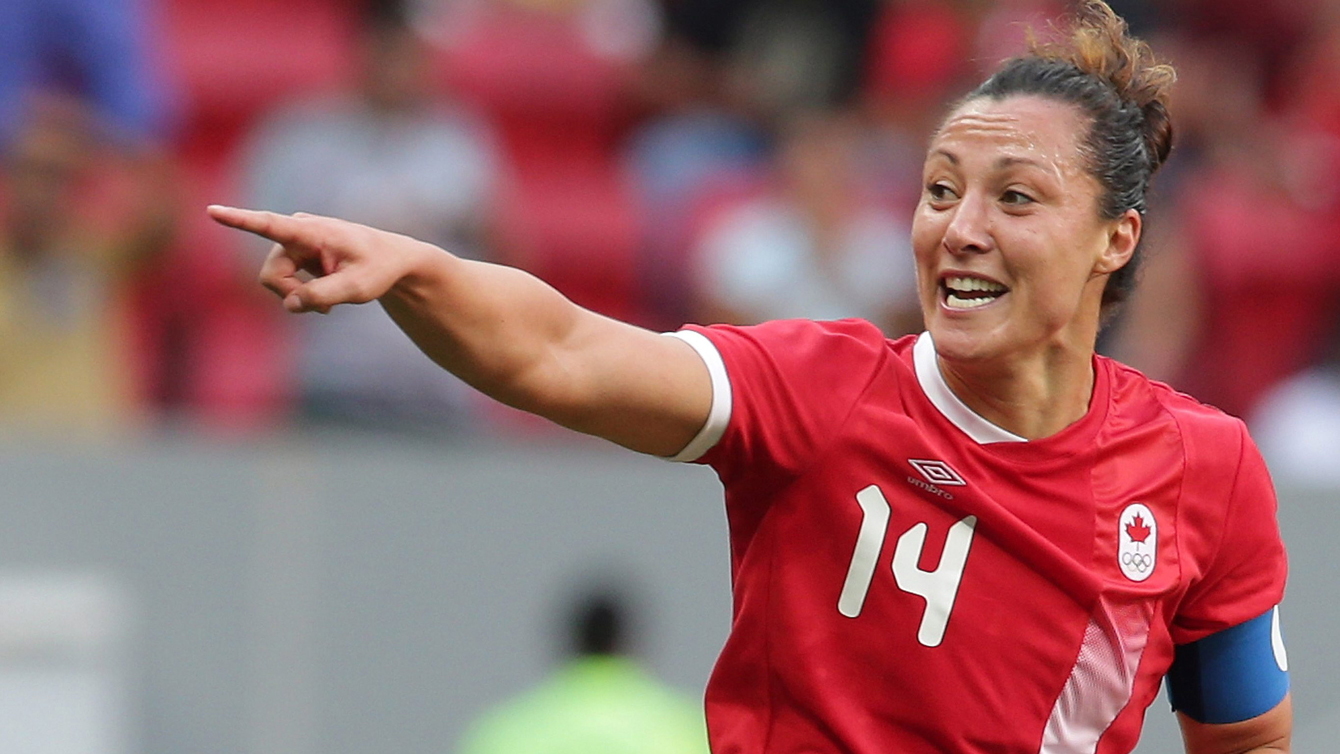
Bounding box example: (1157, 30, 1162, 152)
(1121, 552, 1153, 571)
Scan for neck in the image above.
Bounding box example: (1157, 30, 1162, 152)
(937, 338, 1096, 441)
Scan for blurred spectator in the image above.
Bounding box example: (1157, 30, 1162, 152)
(458, 587, 708, 754)
(1109, 39, 1340, 419)
(623, 36, 769, 328)
(725, 0, 880, 117)
(430, 0, 661, 323)
(149, 0, 358, 429)
(691, 111, 919, 335)
(1280, 7, 1340, 139)
(0, 0, 174, 151)
(0, 0, 181, 430)
(1250, 329, 1340, 489)
(239, 0, 501, 433)
(0, 95, 175, 436)
(1159, 0, 1314, 103)
(859, 0, 974, 209)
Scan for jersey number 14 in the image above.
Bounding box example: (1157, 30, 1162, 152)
(838, 484, 977, 647)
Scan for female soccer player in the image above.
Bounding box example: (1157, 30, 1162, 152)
(209, 2, 1290, 751)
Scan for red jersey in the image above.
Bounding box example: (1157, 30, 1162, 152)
(669, 319, 1287, 754)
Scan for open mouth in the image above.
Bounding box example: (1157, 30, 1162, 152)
(940, 275, 1009, 310)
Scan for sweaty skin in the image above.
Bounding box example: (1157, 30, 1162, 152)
(911, 95, 1139, 440)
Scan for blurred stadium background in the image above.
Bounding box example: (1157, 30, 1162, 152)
(1, 0, 1338, 751)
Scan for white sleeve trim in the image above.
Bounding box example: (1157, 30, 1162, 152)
(663, 330, 732, 462)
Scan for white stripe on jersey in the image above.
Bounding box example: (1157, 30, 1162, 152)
(914, 332, 1027, 445)
(1040, 599, 1154, 753)
(664, 330, 733, 463)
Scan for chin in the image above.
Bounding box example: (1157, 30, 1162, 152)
(926, 319, 1010, 364)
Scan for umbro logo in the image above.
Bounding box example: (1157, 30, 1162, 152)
(908, 459, 967, 486)
(905, 459, 965, 500)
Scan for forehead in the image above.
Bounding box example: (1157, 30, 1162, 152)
(929, 95, 1089, 170)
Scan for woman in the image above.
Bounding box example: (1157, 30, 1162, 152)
(209, 2, 1290, 751)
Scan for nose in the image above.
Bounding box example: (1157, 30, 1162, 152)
(942, 192, 993, 256)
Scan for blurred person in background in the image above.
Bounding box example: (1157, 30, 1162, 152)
(1282, 4, 1340, 140)
(428, 0, 662, 325)
(239, 0, 501, 433)
(622, 33, 769, 330)
(0, 94, 175, 436)
(1250, 312, 1340, 489)
(0, 0, 178, 430)
(858, 0, 974, 206)
(691, 110, 920, 335)
(644, 0, 877, 121)
(1240, 5, 1340, 489)
(1107, 36, 1340, 419)
(458, 586, 708, 754)
(1158, 0, 1313, 102)
(0, 0, 173, 151)
(720, 0, 879, 119)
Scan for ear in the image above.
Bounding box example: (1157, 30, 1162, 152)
(1094, 209, 1141, 275)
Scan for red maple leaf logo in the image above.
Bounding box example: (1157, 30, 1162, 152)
(1126, 514, 1152, 544)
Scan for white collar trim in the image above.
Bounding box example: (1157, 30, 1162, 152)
(913, 332, 1028, 445)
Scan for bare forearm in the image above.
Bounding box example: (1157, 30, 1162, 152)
(379, 247, 593, 413)
(210, 206, 711, 454)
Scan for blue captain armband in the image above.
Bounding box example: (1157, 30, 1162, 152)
(1166, 606, 1290, 724)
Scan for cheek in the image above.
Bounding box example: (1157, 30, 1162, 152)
(910, 206, 942, 266)
(1011, 233, 1099, 315)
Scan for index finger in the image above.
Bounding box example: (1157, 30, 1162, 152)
(207, 205, 310, 246)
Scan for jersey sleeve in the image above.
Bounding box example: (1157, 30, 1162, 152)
(1166, 606, 1289, 723)
(1171, 423, 1288, 645)
(669, 318, 890, 484)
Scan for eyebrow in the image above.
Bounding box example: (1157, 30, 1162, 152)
(995, 155, 1044, 170)
(930, 149, 1046, 171)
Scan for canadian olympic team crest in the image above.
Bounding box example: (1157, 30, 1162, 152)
(1118, 503, 1158, 582)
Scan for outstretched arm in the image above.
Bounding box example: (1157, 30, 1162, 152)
(208, 206, 712, 455)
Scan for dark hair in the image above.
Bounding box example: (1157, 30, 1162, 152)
(962, 0, 1175, 311)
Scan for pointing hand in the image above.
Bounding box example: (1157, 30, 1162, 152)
(207, 205, 432, 314)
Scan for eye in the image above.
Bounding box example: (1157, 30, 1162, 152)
(927, 182, 958, 202)
(1001, 189, 1035, 206)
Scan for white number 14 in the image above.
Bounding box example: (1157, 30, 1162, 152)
(837, 484, 977, 647)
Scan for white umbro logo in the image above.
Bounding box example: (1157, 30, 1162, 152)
(908, 459, 967, 486)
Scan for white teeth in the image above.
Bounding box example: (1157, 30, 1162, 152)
(942, 275, 1007, 311)
(946, 293, 996, 310)
(944, 276, 1006, 293)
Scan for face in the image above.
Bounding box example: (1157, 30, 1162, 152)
(911, 95, 1138, 364)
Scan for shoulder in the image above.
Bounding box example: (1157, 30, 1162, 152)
(686, 318, 906, 379)
(691, 316, 898, 350)
(1104, 356, 1250, 456)
(456, 684, 555, 754)
(673, 320, 914, 473)
(1102, 359, 1266, 525)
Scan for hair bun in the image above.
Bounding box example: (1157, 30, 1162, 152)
(1030, 0, 1177, 171)
(1140, 98, 1174, 171)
